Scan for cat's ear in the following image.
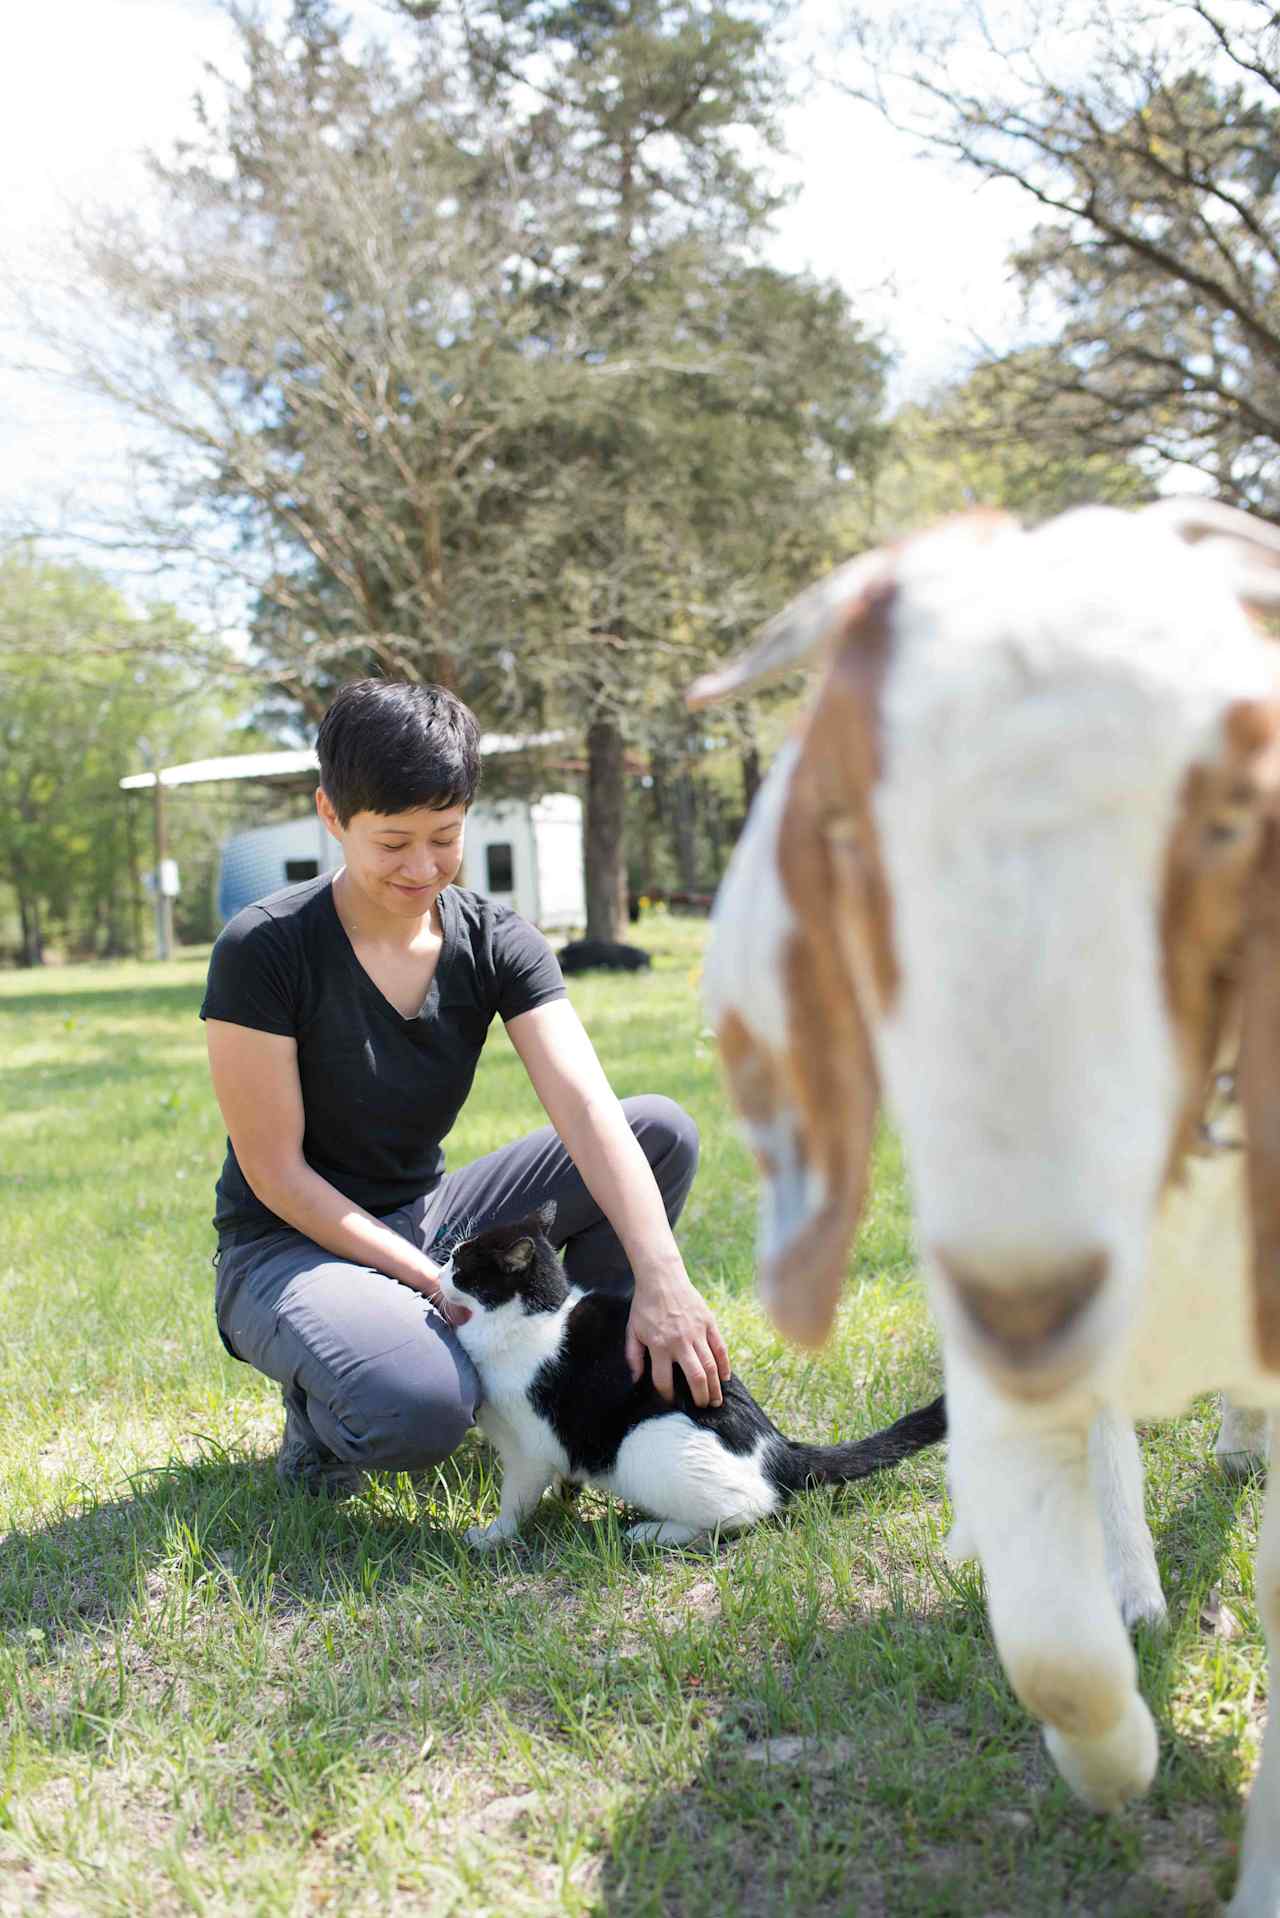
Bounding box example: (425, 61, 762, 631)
(499, 1238, 536, 1271)
(535, 1200, 557, 1235)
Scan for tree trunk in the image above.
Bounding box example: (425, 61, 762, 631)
(16, 886, 43, 967)
(672, 767, 698, 892)
(704, 783, 728, 877)
(584, 714, 627, 941)
(741, 741, 762, 816)
(636, 753, 660, 905)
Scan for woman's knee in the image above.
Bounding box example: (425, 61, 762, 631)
(317, 1341, 481, 1472)
(330, 1386, 475, 1472)
(622, 1094, 700, 1181)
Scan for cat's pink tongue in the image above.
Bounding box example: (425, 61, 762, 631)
(433, 1293, 472, 1327)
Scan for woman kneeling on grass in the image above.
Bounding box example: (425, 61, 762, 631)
(202, 679, 730, 1495)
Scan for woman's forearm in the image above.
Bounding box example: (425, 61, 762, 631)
(504, 998, 728, 1403)
(549, 1080, 729, 1401)
(548, 1090, 684, 1291)
(245, 1160, 441, 1294)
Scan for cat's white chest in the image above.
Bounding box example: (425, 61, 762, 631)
(477, 1394, 570, 1477)
(460, 1301, 573, 1477)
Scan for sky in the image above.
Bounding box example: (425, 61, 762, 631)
(0, 0, 1034, 624)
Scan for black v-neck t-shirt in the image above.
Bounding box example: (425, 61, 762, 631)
(200, 875, 566, 1242)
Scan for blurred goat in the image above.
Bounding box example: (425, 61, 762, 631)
(690, 501, 1280, 1917)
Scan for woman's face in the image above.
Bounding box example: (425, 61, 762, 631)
(317, 789, 467, 920)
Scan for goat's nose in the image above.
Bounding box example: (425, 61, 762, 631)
(934, 1248, 1109, 1392)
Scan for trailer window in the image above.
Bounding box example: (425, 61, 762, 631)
(285, 859, 319, 883)
(485, 843, 514, 893)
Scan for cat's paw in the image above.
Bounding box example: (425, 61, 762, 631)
(625, 1521, 664, 1545)
(465, 1522, 519, 1552)
(625, 1519, 705, 1547)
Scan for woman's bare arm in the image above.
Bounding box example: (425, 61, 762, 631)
(205, 1018, 445, 1302)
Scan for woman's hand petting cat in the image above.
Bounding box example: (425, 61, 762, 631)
(392, 1255, 469, 1327)
(625, 1259, 731, 1407)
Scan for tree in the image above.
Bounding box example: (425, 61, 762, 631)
(840, 0, 1280, 511)
(52, 7, 553, 709)
(870, 348, 1149, 534)
(422, 0, 889, 925)
(40, 1, 886, 936)
(0, 554, 236, 964)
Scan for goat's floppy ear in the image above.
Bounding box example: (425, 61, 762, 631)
(686, 549, 897, 709)
(705, 579, 898, 1347)
(686, 515, 1018, 712)
(1234, 702, 1280, 1372)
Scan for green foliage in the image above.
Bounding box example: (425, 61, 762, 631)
(71, 0, 881, 721)
(847, 1, 1280, 510)
(1002, 49, 1280, 506)
(0, 553, 243, 964)
(63, 0, 890, 926)
(873, 350, 1150, 535)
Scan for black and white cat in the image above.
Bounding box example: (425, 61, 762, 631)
(435, 1208, 947, 1550)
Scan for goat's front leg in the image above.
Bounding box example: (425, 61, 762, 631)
(948, 1366, 1157, 1812)
(1216, 1395, 1272, 1482)
(465, 1451, 556, 1551)
(1228, 1459, 1280, 1918)
(1090, 1408, 1167, 1629)
(948, 1409, 1167, 1633)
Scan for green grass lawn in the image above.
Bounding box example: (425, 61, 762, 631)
(0, 915, 1267, 1915)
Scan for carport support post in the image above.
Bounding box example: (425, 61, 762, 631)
(153, 774, 174, 961)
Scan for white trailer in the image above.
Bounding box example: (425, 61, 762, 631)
(217, 794, 585, 931)
(121, 740, 584, 949)
(216, 813, 342, 922)
(460, 793, 585, 930)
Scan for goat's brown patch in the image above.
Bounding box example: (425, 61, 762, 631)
(717, 1011, 781, 1130)
(705, 514, 1017, 1346)
(755, 582, 898, 1343)
(1159, 764, 1253, 1174)
(1161, 697, 1280, 1370)
(1240, 813, 1280, 1370)
(782, 585, 900, 1008)
(937, 1250, 1108, 1394)
(717, 1010, 788, 1185)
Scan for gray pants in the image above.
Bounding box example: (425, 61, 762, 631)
(214, 1096, 699, 1474)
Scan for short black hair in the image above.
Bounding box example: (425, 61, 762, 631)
(316, 680, 482, 824)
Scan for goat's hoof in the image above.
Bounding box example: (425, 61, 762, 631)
(1215, 1403, 1271, 1481)
(1114, 1577, 1169, 1634)
(1044, 1695, 1158, 1812)
(1215, 1449, 1268, 1484)
(1106, 1555, 1168, 1632)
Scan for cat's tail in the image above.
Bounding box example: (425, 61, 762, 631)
(770, 1393, 947, 1495)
